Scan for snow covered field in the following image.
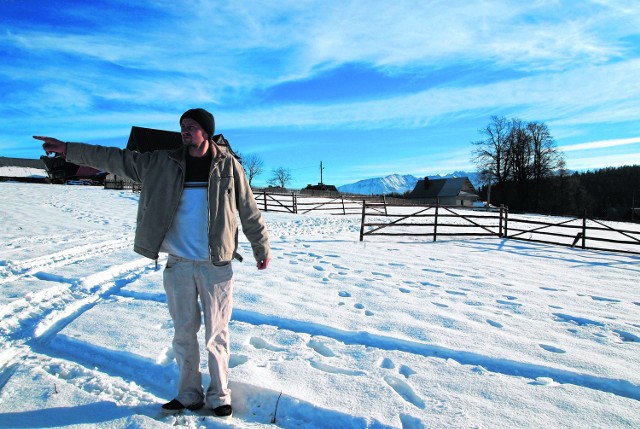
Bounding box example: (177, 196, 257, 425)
(0, 182, 639, 429)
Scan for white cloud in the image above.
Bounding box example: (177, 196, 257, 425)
(559, 137, 640, 152)
(567, 152, 640, 170)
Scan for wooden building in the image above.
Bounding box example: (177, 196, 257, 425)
(0, 156, 48, 183)
(408, 177, 479, 206)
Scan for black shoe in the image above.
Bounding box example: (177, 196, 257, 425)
(213, 404, 233, 417)
(161, 399, 205, 414)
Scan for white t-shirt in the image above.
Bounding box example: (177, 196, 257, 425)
(160, 182, 209, 260)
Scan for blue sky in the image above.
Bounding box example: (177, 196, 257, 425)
(1, 0, 639, 188)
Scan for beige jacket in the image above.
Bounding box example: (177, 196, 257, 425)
(66, 141, 271, 264)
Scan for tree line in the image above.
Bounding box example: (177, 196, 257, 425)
(472, 116, 639, 221)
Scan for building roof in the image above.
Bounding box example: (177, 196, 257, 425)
(0, 156, 44, 169)
(409, 177, 477, 199)
(0, 156, 47, 178)
(126, 126, 240, 159)
(126, 126, 182, 152)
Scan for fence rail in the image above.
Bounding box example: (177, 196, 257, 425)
(250, 191, 639, 255)
(359, 202, 640, 255)
(254, 191, 382, 215)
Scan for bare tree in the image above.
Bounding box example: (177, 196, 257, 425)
(268, 167, 292, 190)
(471, 116, 512, 187)
(508, 118, 532, 186)
(527, 121, 564, 182)
(242, 154, 264, 187)
(473, 116, 567, 210)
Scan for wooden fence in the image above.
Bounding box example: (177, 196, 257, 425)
(359, 202, 640, 255)
(254, 191, 390, 215)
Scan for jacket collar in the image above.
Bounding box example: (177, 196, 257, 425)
(169, 142, 227, 164)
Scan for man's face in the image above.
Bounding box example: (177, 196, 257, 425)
(180, 118, 208, 147)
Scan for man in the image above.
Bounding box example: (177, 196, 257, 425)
(34, 108, 271, 418)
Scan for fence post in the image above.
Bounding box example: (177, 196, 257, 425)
(263, 191, 267, 212)
(292, 192, 297, 214)
(434, 200, 439, 242)
(582, 208, 587, 249)
(341, 196, 346, 215)
(359, 200, 366, 241)
(499, 205, 504, 237)
(383, 195, 388, 216)
(504, 206, 508, 238)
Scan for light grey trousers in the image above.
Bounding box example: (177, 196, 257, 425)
(163, 255, 234, 408)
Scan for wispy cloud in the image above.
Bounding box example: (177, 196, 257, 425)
(559, 137, 640, 152)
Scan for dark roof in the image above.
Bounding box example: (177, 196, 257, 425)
(126, 126, 240, 159)
(126, 126, 182, 152)
(303, 183, 338, 192)
(0, 156, 45, 169)
(409, 177, 477, 199)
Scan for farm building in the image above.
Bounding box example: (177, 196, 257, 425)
(409, 177, 479, 206)
(0, 156, 48, 183)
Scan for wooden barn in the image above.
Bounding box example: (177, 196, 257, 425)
(408, 177, 479, 206)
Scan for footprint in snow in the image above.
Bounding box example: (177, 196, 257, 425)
(338, 291, 351, 297)
(590, 295, 621, 303)
(487, 319, 503, 328)
(249, 337, 285, 352)
(399, 365, 417, 379)
(539, 344, 565, 353)
(445, 273, 464, 278)
(384, 375, 425, 409)
(399, 288, 411, 294)
(308, 339, 336, 357)
(372, 271, 392, 278)
(354, 303, 374, 316)
(380, 357, 396, 369)
(229, 354, 249, 368)
(420, 281, 440, 288)
(613, 330, 640, 343)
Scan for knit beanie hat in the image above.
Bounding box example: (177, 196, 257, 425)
(180, 108, 215, 139)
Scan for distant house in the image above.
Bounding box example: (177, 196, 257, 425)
(301, 182, 339, 196)
(408, 177, 479, 206)
(0, 156, 48, 183)
(39, 155, 106, 184)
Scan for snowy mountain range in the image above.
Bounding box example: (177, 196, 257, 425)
(337, 171, 481, 195)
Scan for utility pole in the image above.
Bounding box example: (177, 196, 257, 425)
(486, 171, 492, 207)
(320, 161, 324, 185)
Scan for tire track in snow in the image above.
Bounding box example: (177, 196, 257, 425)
(0, 257, 155, 346)
(0, 236, 133, 285)
(232, 309, 640, 402)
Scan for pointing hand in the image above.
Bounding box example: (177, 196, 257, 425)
(33, 136, 67, 156)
